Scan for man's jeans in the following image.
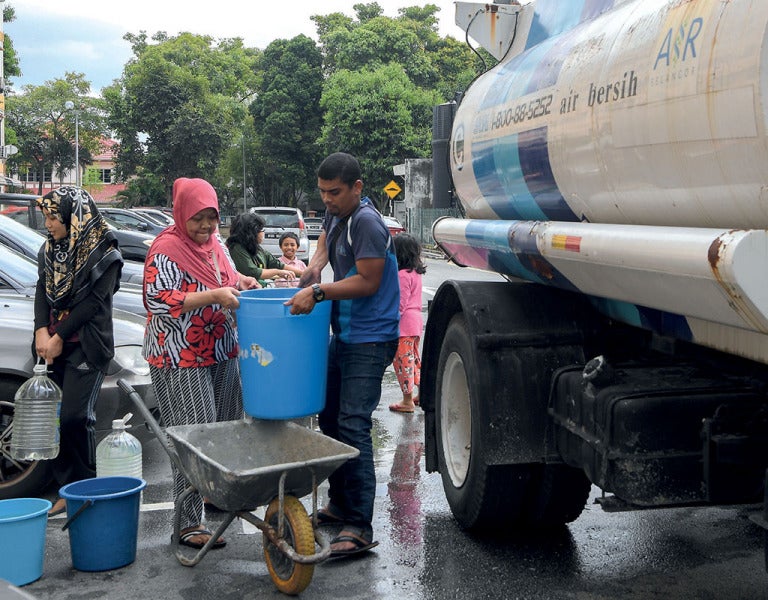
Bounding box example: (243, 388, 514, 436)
(318, 337, 398, 538)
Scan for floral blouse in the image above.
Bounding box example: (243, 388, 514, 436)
(143, 253, 238, 369)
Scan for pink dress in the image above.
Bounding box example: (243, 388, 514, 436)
(393, 269, 423, 395)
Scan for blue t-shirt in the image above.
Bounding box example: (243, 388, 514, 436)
(322, 198, 400, 343)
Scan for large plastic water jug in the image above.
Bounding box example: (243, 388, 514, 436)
(236, 288, 331, 419)
(10, 359, 62, 461)
(96, 413, 142, 479)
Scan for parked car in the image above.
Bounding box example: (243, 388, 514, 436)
(382, 215, 405, 236)
(0, 213, 144, 285)
(0, 195, 154, 263)
(0, 292, 156, 498)
(0, 242, 146, 317)
(133, 207, 174, 227)
(249, 206, 311, 263)
(100, 208, 166, 235)
(304, 217, 324, 239)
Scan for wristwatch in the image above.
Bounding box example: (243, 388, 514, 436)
(311, 283, 325, 302)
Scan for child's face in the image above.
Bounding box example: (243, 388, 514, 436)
(281, 237, 298, 260)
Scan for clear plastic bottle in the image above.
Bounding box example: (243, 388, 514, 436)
(96, 413, 142, 480)
(10, 360, 62, 461)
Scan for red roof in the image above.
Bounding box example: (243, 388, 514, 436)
(29, 184, 127, 204)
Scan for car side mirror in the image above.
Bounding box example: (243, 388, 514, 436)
(137, 222, 148, 232)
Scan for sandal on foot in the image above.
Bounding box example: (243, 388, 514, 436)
(178, 528, 226, 550)
(329, 530, 379, 558)
(389, 403, 414, 413)
(316, 508, 344, 526)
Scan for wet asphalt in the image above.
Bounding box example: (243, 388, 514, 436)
(13, 367, 767, 600)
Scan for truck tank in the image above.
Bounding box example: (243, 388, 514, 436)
(422, 0, 768, 548)
(433, 0, 768, 364)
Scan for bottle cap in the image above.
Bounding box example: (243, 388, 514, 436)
(112, 413, 133, 430)
(32, 363, 48, 375)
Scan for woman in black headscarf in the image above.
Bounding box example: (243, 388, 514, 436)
(33, 186, 123, 516)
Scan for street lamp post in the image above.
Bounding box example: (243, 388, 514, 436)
(64, 101, 80, 187)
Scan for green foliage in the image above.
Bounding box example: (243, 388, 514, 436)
(104, 32, 260, 198)
(115, 172, 166, 207)
(2, 5, 21, 82)
(6, 74, 107, 193)
(319, 64, 439, 196)
(250, 35, 323, 208)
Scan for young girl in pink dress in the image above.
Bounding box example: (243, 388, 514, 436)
(389, 233, 426, 413)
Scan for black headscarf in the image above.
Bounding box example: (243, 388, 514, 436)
(37, 186, 122, 310)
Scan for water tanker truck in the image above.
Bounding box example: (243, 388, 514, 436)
(422, 0, 768, 542)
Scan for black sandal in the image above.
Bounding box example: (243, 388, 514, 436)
(329, 529, 378, 558)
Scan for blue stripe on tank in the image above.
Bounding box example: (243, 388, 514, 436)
(471, 0, 619, 222)
(526, 0, 587, 49)
(472, 127, 577, 222)
(517, 127, 577, 221)
(463, 220, 579, 292)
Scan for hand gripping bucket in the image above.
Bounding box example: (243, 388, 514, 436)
(59, 476, 146, 571)
(0, 498, 51, 585)
(236, 287, 331, 419)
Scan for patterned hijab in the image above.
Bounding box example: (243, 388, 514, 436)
(145, 177, 238, 290)
(37, 186, 121, 310)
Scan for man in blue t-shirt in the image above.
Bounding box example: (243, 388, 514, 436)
(289, 152, 399, 558)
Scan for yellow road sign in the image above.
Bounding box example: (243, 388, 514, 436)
(383, 180, 402, 199)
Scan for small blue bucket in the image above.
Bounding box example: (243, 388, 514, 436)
(60, 476, 146, 571)
(236, 287, 331, 419)
(0, 497, 51, 586)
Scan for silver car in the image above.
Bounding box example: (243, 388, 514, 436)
(249, 206, 311, 263)
(0, 292, 156, 499)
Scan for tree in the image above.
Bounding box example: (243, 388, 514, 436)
(314, 2, 480, 206)
(6, 74, 106, 194)
(2, 4, 22, 89)
(250, 35, 324, 209)
(319, 63, 439, 208)
(103, 32, 261, 204)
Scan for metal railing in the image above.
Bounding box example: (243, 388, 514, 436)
(406, 207, 463, 247)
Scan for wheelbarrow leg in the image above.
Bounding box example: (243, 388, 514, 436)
(171, 485, 237, 567)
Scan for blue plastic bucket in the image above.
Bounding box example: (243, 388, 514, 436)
(59, 476, 146, 571)
(0, 497, 51, 586)
(236, 287, 331, 419)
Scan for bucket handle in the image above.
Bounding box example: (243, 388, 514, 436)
(61, 499, 93, 531)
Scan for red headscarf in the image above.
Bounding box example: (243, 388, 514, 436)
(145, 178, 239, 290)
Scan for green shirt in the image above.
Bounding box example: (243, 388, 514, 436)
(228, 241, 283, 287)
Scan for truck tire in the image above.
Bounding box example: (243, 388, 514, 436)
(0, 378, 53, 499)
(435, 313, 590, 531)
(435, 314, 521, 530)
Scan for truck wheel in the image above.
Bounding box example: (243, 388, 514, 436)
(435, 313, 590, 531)
(435, 314, 523, 530)
(0, 379, 54, 500)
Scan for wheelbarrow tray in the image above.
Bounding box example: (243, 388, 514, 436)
(164, 419, 359, 513)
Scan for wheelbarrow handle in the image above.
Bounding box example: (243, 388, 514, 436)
(117, 378, 183, 471)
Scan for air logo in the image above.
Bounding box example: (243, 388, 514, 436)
(654, 17, 703, 70)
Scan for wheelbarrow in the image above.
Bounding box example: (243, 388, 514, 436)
(116, 380, 359, 595)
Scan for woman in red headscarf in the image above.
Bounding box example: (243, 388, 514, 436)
(143, 177, 258, 550)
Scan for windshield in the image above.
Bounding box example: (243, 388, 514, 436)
(0, 244, 38, 288)
(0, 214, 46, 253)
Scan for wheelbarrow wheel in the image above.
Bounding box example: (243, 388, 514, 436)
(263, 495, 315, 595)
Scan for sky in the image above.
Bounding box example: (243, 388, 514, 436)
(5, 0, 469, 94)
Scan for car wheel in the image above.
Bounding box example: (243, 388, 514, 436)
(0, 378, 54, 499)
